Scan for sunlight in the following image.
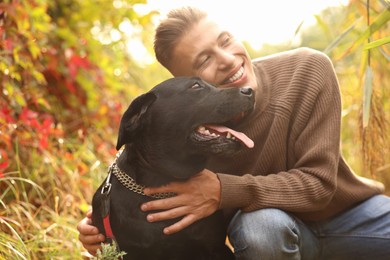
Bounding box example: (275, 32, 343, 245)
(129, 0, 350, 65)
(144, 0, 349, 49)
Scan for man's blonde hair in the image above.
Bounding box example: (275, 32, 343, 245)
(153, 6, 207, 72)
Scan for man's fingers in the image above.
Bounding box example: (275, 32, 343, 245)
(77, 216, 105, 256)
(140, 170, 221, 235)
(146, 205, 189, 223)
(141, 195, 187, 212)
(78, 232, 105, 257)
(163, 214, 197, 235)
(79, 232, 105, 245)
(77, 217, 99, 235)
(86, 209, 93, 218)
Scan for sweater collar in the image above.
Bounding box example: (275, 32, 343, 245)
(250, 62, 270, 117)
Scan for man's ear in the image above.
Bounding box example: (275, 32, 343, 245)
(116, 92, 157, 150)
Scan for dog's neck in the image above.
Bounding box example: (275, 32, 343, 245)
(116, 145, 205, 187)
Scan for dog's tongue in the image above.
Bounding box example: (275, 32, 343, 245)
(205, 125, 254, 148)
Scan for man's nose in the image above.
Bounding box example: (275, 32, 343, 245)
(217, 50, 235, 69)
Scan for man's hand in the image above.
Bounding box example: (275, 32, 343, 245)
(77, 210, 105, 255)
(141, 169, 221, 235)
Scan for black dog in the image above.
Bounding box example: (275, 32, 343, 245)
(92, 76, 255, 259)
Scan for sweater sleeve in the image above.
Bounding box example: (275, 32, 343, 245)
(217, 49, 343, 213)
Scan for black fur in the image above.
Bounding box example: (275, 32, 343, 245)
(92, 77, 255, 259)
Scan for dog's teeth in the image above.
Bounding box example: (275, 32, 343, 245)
(211, 133, 217, 137)
(232, 136, 236, 140)
(204, 130, 210, 135)
(198, 126, 206, 132)
(226, 132, 232, 139)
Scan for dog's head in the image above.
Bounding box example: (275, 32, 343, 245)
(116, 77, 255, 180)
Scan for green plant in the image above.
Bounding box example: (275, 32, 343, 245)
(93, 243, 127, 260)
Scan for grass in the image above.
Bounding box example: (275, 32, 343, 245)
(0, 172, 86, 259)
(0, 137, 113, 259)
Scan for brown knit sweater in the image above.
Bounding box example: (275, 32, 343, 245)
(208, 47, 384, 222)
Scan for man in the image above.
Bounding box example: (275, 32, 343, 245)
(78, 6, 390, 259)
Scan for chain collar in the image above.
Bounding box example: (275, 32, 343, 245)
(108, 150, 176, 199)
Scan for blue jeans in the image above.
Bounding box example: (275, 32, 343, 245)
(227, 195, 390, 259)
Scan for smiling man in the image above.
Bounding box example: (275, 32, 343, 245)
(78, 6, 390, 259)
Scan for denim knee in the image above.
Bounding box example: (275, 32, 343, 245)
(228, 208, 301, 259)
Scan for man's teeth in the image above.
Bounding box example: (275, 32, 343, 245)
(227, 66, 244, 83)
(196, 126, 236, 140)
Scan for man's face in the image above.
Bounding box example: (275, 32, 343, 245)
(169, 17, 257, 90)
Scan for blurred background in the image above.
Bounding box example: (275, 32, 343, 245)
(0, 0, 389, 258)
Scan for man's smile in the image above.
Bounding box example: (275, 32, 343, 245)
(223, 66, 245, 84)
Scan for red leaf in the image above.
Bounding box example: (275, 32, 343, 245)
(0, 149, 9, 172)
(1, 106, 16, 123)
(80, 38, 87, 45)
(39, 136, 48, 149)
(19, 107, 38, 126)
(41, 118, 53, 130)
(67, 55, 92, 79)
(65, 80, 77, 94)
(70, 55, 91, 69)
(4, 38, 13, 51)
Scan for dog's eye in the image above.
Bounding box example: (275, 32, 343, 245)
(191, 83, 202, 90)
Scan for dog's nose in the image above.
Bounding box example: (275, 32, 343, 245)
(240, 87, 253, 96)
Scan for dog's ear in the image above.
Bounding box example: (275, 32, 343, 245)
(116, 92, 157, 150)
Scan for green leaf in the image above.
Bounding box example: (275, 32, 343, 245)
(4, 82, 15, 96)
(14, 92, 27, 107)
(10, 71, 22, 82)
(362, 66, 373, 128)
(13, 46, 20, 64)
(37, 97, 52, 110)
(323, 22, 357, 54)
(379, 47, 390, 62)
(28, 41, 41, 59)
(363, 36, 390, 50)
(32, 70, 46, 84)
(351, 6, 390, 50)
(293, 21, 304, 38)
(314, 14, 330, 37)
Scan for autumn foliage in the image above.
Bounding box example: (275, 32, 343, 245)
(0, 0, 389, 258)
(0, 0, 158, 257)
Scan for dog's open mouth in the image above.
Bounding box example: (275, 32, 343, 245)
(189, 108, 255, 154)
(195, 125, 254, 148)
